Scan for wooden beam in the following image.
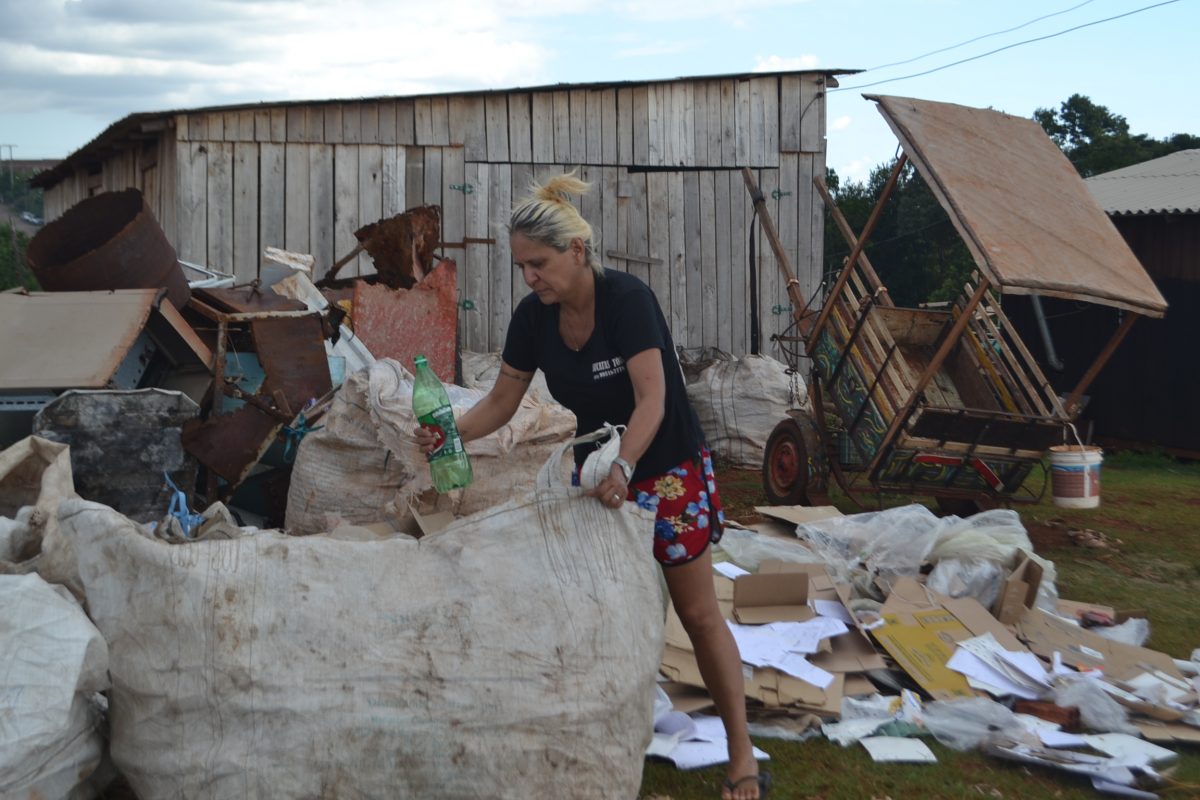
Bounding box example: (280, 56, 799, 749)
(740, 167, 810, 323)
(1065, 312, 1138, 417)
(808, 154, 907, 348)
(813, 174, 893, 307)
(866, 276, 990, 481)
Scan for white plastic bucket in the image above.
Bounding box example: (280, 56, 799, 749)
(1049, 445, 1103, 508)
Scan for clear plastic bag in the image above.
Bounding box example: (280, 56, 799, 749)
(714, 527, 825, 572)
(1053, 676, 1138, 735)
(926, 557, 1005, 609)
(1091, 618, 1151, 647)
(921, 697, 1028, 751)
(794, 503, 941, 584)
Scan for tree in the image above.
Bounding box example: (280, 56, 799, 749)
(1034, 94, 1200, 177)
(0, 225, 38, 291)
(823, 163, 974, 308)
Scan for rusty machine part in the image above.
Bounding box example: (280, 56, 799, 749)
(26, 188, 191, 309)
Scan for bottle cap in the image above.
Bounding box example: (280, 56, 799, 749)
(415, 355, 427, 367)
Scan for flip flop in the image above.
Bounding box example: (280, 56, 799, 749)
(722, 769, 772, 798)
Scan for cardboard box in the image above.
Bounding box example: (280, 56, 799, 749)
(732, 572, 814, 624)
(993, 551, 1043, 625)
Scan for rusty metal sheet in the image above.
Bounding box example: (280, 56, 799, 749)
(354, 205, 442, 289)
(26, 189, 191, 309)
(252, 315, 333, 414)
(868, 94, 1167, 317)
(181, 405, 281, 484)
(352, 259, 459, 382)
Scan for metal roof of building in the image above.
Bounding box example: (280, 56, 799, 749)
(1085, 149, 1200, 216)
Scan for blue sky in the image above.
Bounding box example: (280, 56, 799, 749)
(0, 0, 1195, 182)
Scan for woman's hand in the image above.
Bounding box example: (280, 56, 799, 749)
(412, 424, 439, 456)
(586, 463, 630, 509)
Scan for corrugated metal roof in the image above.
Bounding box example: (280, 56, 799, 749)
(1085, 149, 1200, 216)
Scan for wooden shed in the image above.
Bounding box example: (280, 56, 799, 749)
(34, 70, 846, 355)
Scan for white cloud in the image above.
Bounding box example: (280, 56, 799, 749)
(839, 157, 873, 184)
(831, 115, 852, 131)
(753, 54, 820, 72)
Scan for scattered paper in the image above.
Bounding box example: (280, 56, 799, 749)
(1039, 729, 1089, 748)
(714, 562, 750, 580)
(860, 736, 938, 763)
(1084, 733, 1178, 766)
(727, 621, 837, 688)
(658, 715, 772, 770)
(812, 598, 854, 624)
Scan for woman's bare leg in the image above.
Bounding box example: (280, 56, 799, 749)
(663, 547, 762, 800)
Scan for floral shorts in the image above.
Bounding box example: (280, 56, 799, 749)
(577, 448, 725, 566)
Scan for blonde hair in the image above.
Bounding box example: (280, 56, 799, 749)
(509, 172, 602, 274)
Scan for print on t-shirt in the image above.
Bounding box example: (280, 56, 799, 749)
(592, 356, 626, 380)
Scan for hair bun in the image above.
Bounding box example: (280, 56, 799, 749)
(536, 172, 591, 204)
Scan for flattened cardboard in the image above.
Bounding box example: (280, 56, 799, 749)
(994, 551, 1043, 625)
(1135, 721, 1200, 745)
(662, 603, 842, 712)
(810, 629, 888, 673)
(1057, 598, 1117, 621)
(1016, 608, 1183, 682)
(755, 505, 844, 526)
(661, 681, 715, 715)
(871, 609, 975, 700)
(884, 576, 1026, 653)
(714, 574, 735, 620)
(732, 572, 814, 624)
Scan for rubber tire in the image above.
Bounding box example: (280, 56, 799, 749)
(762, 418, 810, 505)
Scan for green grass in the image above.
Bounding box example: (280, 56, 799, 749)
(640, 452, 1200, 799)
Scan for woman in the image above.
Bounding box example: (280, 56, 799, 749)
(417, 173, 769, 800)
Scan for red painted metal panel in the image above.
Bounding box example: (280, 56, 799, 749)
(352, 259, 459, 382)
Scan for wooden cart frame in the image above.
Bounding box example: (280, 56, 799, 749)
(751, 95, 1167, 509)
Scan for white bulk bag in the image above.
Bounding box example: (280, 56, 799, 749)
(686, 354, 803, 468)
(67, 432, 663, 800)
(0, 573, 109, 799)
(286, 359, 576, 535)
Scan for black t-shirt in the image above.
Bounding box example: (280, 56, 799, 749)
(502, 268, 705, 482)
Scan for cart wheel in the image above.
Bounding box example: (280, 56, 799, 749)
(763, 418, 812, 505)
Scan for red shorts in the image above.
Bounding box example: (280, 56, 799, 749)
(628, 448, 725, 566)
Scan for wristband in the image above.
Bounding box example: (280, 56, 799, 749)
(612, 456, 635, 483)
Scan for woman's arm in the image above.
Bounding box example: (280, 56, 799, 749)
(586, 347, 665, 504)
(413, 361, 533, 453)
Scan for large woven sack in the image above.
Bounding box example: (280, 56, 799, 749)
(0, 436, 82, 598)
(0, 573, 109, 800)
(686, 354, 804, 468)
(286, 359, 576, 534)
(67, 431, 663, 800)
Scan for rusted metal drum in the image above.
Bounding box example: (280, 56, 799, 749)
(27, 188, 191, 309)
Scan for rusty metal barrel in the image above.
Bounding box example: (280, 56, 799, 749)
(27, 188, 191, 309)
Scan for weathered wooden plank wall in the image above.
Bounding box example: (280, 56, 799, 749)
(43, 73, 831, 357)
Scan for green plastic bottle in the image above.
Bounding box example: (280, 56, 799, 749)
(412, 355, 473, 492)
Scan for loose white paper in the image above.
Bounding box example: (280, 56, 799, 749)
(714, 562, 750, 580)
(1084, 733, 1178, 766)
(812, 598, 854, 624)
(860, 736, 937, 763)
(1039, 729, 1089, 748)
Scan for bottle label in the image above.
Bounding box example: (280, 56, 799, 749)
(417, 405, 463, 461)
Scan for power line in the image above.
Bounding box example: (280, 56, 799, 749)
(865, 0, 1099, 72)
(832, 0, 1182, 93)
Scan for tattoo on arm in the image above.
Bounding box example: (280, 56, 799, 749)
(499, 366, 532, 383)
